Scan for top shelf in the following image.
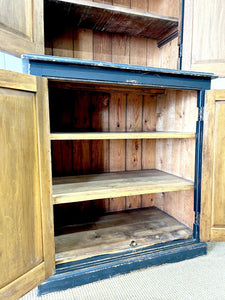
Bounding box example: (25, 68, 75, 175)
(45, 0, 179, 40)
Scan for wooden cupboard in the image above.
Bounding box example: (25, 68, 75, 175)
(0, 0, 223, 299)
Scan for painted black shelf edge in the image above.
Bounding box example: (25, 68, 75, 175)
(38, 239, 207, 296)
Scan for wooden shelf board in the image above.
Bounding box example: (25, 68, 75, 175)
(46, 0, 178, 40)
(48, 80, 166, 95)
(55, 207, 192, 264)
(52, 169, 194, 204)
(50, 132, 195, 140)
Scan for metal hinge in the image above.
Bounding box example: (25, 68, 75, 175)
(198, 106, 204, 121)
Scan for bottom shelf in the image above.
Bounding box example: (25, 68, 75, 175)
(55, 207, 192, 264)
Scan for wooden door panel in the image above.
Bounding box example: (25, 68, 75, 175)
(182, 0, 225, 76)
(201, 90, 225, 241)
(0, 70, 54, 300)
(0, 0, 44, 56)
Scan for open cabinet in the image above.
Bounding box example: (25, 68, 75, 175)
(0, 0, 222, 299)
(21, 54, 213, 295)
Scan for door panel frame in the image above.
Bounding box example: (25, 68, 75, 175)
(0, 0, 44, 56)
(201, 90, 225, 241)
(0, 70, 55, 300)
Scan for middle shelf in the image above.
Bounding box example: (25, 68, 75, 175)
(52, 169, 194, 205)
(50, 132, 195, 140)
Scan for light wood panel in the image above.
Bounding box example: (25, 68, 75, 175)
(109, 93, 126, 212)
(142, 95, 157, 207)
(0, 70, 54, 299)
(52, 169, 194, 204)
(182, 0, 225, 76)
(55, 207, 192, 263)
(50, 132, 195, 140)
(0, 0, 44, 56)
(154, 89, 197, 227)
(148, 0, 180, 18)
(201, 90, 225, 241)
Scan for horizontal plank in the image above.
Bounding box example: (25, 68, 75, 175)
(46, 0, 178, 40)
(50, 132, 196, 140)
(48, 80, 166, 95)
(52, 169, 194, 204)
(0, 69, 37, 92)
(55, 207, 192, 263)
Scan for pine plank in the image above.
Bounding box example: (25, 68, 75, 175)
(142, 94, 157, 207)
(55, 207, 192, 263)
(73, 28, 93, 60)
(93, 31, 112, 62)
(52, 169, 194, 204)
(50, 132, 196, 140)
(126, 93, 142, 209)
(109, 93, 126, 212)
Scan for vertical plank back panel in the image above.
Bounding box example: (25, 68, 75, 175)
(52, 24, 74, 58)
(142, 95, 157, 207)
(74, 29, 93, 60)
(93, 31, 112, 62)
(91, 92, 110, 211)
(109, 93, 126, 211)
(126, 94, 142, 209)
(148, 0, 180, 18)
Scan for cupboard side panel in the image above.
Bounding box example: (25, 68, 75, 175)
(155, 90, 197, 227)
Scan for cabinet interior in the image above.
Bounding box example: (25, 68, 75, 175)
(48, 80, 197, 264)
(44, 0, 180, 69)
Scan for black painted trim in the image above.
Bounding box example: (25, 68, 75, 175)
(193, 90, 205, 240)
(157, 30, 178, 48)
(38, 239, 207, 296)
(179, 0, 185, 69)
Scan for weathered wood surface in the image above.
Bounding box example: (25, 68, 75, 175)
(45, 0, 179, 68)
(50, 132, 195, 140)
(0, 71, 54, 299)
(154, 90, 197, 228)
(201, 90, 225, 241)
(52, 169, 194, 204)
(45, 0, 178, 39)
(182, 0, 225, 76)
(0, 0, 44, 56)
(55, 207, 192, 263)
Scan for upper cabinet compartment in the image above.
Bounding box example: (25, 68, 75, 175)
(44, 0, 180, 69)
(0, 0, 44, 56)
(44, 0, 178, 40)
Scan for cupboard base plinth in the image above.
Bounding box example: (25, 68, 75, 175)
(37, 239, 207, 296)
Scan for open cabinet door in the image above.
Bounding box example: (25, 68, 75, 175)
(182, 0, 225, 76)
(0, 0, 44, 56)
(201, 90, 225, 241)
(0, 70, 55, 299)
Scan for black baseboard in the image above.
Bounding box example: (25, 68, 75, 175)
(38, 239, 207, 296)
